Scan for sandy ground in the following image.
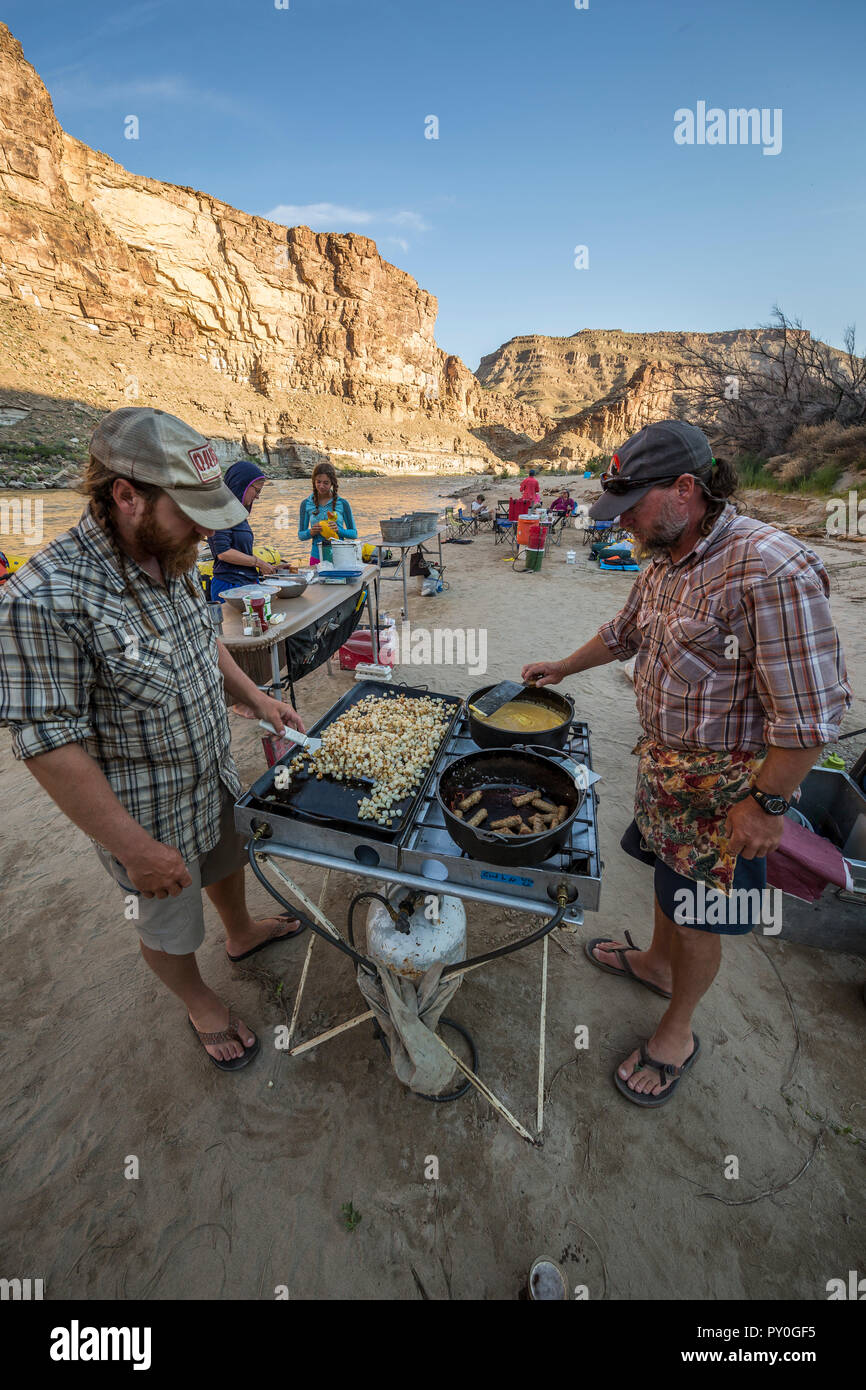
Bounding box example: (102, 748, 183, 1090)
(1, 481, 864, 1301)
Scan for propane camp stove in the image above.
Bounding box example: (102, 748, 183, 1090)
(235, 701, 602, 926)
(237, 692, 604, 1144)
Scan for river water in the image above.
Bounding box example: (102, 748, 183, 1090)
(1, 475, 485, 562)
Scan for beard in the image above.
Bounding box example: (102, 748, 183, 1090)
(136, 505, 201, 577)
(629, 494, 689, 561)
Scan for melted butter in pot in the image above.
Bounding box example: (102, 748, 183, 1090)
(479, 699, 563, 733)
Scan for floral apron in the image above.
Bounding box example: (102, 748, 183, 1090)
(632, 736, 765, 895)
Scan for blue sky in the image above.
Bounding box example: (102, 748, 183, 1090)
(6, 0, 864, 370)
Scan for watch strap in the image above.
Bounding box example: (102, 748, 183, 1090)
(749, 786, 789, 816)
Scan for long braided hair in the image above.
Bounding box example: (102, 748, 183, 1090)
(311, 459, 339, 512)
(82, 454, 194, 636)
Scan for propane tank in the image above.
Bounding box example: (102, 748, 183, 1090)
(365, 887, 466, 981)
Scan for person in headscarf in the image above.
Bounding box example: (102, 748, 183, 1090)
(208, 460, 275, 601)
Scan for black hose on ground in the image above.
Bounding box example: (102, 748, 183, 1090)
(246, 837, 375, 970)
(372, 1015, 478, 1104)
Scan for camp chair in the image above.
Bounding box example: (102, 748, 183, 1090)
(581, 517, 615, 548)
(547, 509, 572, 546)
(445, 507, 474, 540)
(493, 516, 518, 552)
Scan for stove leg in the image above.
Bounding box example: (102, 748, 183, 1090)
(289, 1009, 375, 1056)
(430, 1031, 539, 1145)
(536, 933, 549, 1135)
(286, 869, 331, 1048)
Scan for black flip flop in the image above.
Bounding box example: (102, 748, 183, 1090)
(585, 930, 672, 999)
(226, 913, 306, 963)
(188, 1011, 261, 1071)
(613, 1035, 701, 1108)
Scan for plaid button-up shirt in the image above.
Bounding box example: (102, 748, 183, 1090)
(0, 507, 241, 862)
(597, 505, 851, 751)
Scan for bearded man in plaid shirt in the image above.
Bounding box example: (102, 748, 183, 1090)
(524, 421, 851, 1107)
(0, 408, 308, 1072)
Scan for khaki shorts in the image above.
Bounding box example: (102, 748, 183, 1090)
(95, 784, 249, 955)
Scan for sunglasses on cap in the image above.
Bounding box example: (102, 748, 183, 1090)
(599, 468, 709, 497)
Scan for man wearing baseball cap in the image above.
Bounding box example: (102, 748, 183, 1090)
(523, 420, 850, 1106)
(0, 407, 307, 1072)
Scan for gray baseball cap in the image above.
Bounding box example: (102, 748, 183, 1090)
(89, 407, 247, 530)
(588, 420, 714, 521)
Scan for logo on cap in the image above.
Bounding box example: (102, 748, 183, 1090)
(610, 454, 621, 473)
(188, 444, 221, 482)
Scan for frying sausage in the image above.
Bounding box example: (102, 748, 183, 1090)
(468, 807, 488, 828)
(513, 790, 539, 807)
(459, 790, 483, 812)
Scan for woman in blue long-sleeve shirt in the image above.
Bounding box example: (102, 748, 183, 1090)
(298, 460, 357, 564)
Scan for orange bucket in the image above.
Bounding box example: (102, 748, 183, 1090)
(517, 516, 548, 547)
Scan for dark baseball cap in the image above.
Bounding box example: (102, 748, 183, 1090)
(588, 420, 714, 521)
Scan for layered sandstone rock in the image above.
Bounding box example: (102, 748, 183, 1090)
(519, 363, 678, 463)
(0, 23, 542, 473)
(477, 328, 772, 420)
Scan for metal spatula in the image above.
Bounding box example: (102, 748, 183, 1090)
(468, 680, 532, 719)
(258, 719, 323, 753)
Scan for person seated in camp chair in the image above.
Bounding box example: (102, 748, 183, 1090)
(522, 420, 851, 1108)
(548, 489, 576, 543)
(551, 488, 577, 516)
(471, 494, 491, 523)
(0, 408, 309, 1075)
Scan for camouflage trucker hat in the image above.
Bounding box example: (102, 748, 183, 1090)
(89, 407, 247, 530)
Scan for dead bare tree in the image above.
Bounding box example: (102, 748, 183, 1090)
(671, 309, 866, 456)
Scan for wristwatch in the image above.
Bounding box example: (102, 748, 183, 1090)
(749, 786, 790, 816)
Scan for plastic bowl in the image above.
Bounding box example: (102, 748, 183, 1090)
(259, 576, 309, 599)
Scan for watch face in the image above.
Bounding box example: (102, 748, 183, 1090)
(762, 795, 787, 815)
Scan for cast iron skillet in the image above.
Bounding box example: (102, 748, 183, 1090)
(466, 684, 573, 752)
(436, 744, 585, 867)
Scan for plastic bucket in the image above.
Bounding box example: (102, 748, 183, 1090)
(517, 517, 549, 547)
(525, 546, 544, 572)
(331, 539, 361, 567)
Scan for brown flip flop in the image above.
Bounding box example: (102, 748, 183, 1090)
(613, 1035, 701, 1107)
(584, 929, 672, 999)
(188, 1008, 260, 1071)
(226, 912, 306, 962)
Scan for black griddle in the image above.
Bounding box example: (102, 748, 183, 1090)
(246, 681, 463, 843)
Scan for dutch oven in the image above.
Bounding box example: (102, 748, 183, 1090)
(436, 745, 586, 867)
(466, 683, 574, 752)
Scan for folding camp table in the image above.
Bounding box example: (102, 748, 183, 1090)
(374, 527, 444, 618)
(220, 563, 380, 697)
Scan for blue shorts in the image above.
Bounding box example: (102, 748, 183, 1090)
(209, 575, 243, 603)
(620, 819, 768, 935)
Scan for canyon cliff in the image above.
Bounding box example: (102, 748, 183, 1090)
(0, 23, 541, 477)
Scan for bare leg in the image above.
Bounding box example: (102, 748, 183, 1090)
(204, 865, 300, 958)
(592, 894, 676, 993)
(139, 941, 255, 1062)
(617, 914, 721, 1097)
